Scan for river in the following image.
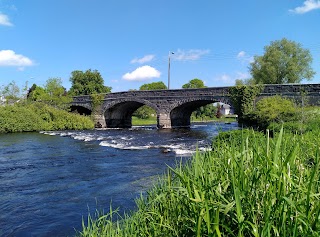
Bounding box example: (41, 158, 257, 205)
(0, 122, 238, 237)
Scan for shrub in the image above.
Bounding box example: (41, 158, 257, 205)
(244, 96, 299, 130)
(0, 102, 94, 133)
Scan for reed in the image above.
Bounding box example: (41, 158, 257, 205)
(79, 128, 320, 236)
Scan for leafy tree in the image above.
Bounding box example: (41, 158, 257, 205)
(182, 78, 206, 89)
(28, 86, 49, 101)
(69, 69, 112, 96)
(250, 38, 315, 84)
(1, 81, 20, 100)
(44, 78, 71, 108)
(27, 83, 37, 99)
(139, 81, 167, 90)
(133, 105, 155, 119)
(235, 78, 256, 86)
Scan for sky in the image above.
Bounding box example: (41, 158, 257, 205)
(0, 0, 320, 93)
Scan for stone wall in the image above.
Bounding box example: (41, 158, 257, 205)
(71, 83, 320, 128)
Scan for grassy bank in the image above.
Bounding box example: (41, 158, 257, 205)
(79, 126, 320, 236)
(132, 116, 157, 126)
(0, 102, 94, 133)
(131, 116, 237, 126)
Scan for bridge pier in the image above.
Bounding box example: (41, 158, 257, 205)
(93, 114, 106, 128)
(157, 113, 171, 129)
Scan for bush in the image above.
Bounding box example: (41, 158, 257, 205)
(243, 96, 299, 130)
(0, 102, 94, 133)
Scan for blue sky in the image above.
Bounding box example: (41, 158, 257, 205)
(1, 0, 320, 92)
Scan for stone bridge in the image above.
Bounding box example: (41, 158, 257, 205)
(71, 83, 320, 129)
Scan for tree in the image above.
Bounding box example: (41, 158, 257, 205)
(1, 81, 20, 100)
(44, 78, 71, 108)
(139, 81, 167, 91)
(28, 85, 49, 101)
(69, 69, 112, 96)
(250, 38, 315, 84)
(182, 78, 206, 89)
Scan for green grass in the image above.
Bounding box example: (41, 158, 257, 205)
(132, 116, 157, 126)
(78, 127, 320, 236)
(131, 116, 237, 126)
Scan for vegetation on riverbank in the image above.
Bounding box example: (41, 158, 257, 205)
(79, 99, 320, 236)
(79, 123, 320, 236)
(0, 102, 94, 133)
(132, 116, 237, 126)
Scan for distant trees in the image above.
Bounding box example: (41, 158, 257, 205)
(182, 78, 206, 89)
(139, 81, 167, 91)
(249, 38, 315, 84)
(1, 81, 20, 100)
(69, 69, 112, 96)
(27, 78, 71, 109)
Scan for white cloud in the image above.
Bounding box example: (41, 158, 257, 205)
(173, 49, 210, 61)
(131, 54, 155, 64)
(0, 50, 34, 67)
(237, 51, 253, 63)
(122, 65, 161, 81)
(0, 13, 13, 26)
(237, 51, 246, 58)
(289, 0, 320, 14)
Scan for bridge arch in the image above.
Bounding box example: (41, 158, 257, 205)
(70, 104, 92, 115)
(169, 97, 233, 128)
(102, 99, 159, 128)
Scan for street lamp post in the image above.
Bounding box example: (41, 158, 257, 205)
(168, 51, 174, 89)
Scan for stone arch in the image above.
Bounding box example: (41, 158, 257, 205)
(70, 104, 92, 115)
(102, 98, 158, 128)
(169, 97, 232, 128)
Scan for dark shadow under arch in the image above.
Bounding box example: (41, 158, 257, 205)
(104, 101, 154, 128)
(170, 99, 230, 128)
(70, 105, 92, 116)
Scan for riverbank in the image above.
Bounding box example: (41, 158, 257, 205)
(79, 125, 320, 236)
(132, 116, 237, 126)
(0, 102, 94, 133)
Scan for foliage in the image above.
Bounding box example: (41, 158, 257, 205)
(79, 127, 320, 236)
(235, 78, 257, 86)
(90, 93, 105, 114)
(139, 81, 167, 90)
(69, 69, 112, 96)
(229, 85, 263, 122)
(182, 78, 206, 89)
(245, 96, 298, 130)
(27, 78, 72, 110)
(191, 103, 217, 120)
(1, 80, 20, 100)
(0, 102, 94, 133)
(250, 38, 315, 84)
(268, 106, 320, 134)
(132, 105, 155, 119)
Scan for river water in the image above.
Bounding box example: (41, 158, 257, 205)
(0, 122, 238, 237)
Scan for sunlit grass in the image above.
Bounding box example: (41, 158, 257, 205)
(78, 127, 320, 236)
(131, 116, 157, 126)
